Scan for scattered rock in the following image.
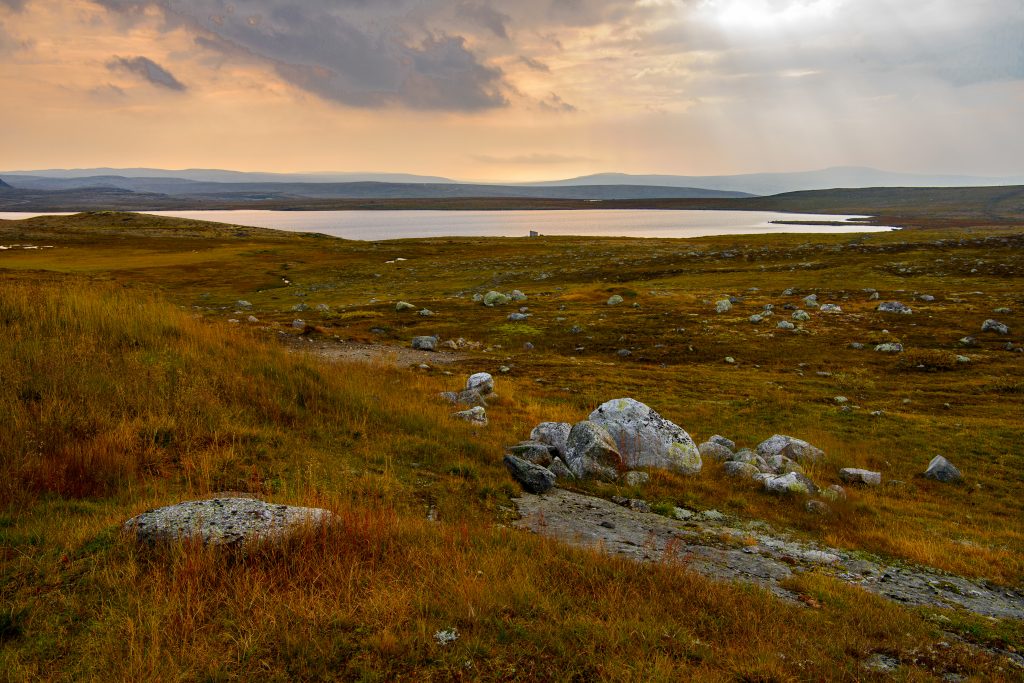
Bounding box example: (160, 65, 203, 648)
(291, 319, 306, 329)
(418, 308, 433, 317)
(763, 471, 818, 495)
(876, 301, 913, 315)
(483, 291, 510, 307)
(124, 498, 332, 545)
(412, 336, 438, 351)
(452, 406, 487, 426)
(861, 653, 900, 674)
(756, 434, 824, 463)
(466, 372, 494, 395)
(715, 299, 732, 313)
(709, 435, 736, 451)
(503, 455, 555, 494)
(235, 300, 252, 309)
(821, 484, 847, 501)
(803, 294, 819, 309)
(510, 289, 528, 302)
(607, 294, 624, 306)
(749, 314, 764, 324)
(839, 468, 882, 486)
(508, 312, 531, 321)
(874, 342, 904, 353)
(699, 441, 734, 462)
(792, 309, 811, 322)
(924, 455, 962, 483)
(805, 500, 830, 515)
(507, 441, 556, 467)
(530, 422, 572, 456)
(820, 304, 842, 313)
(777, 320, 796, 330)
(724, 356, 736, 364)
(981, 319, 1010, 335)
(616, 349, 632, 358)
(723, 461, 760, 479)
(395, 301, 416, 312)
(246, 315, 259, 323)
(589, 398, 702, 475)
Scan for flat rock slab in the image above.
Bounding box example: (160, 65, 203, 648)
(124, 498, 332, 545)
(513, 489, 1024, 620)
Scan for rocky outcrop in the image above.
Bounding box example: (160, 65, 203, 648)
(588, 398, 701, 475)
(124, 498, 331, 545)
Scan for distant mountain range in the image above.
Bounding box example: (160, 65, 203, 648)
(4, 165, 1023, 196)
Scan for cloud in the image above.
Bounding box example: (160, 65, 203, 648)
(94, 0, 512, 111)
(518, 55, 550, 72)
(107, 55, 187, 91)
(0, 0, 27, 11)
(457, 1, 510, 39)
(472, 152, 595, 164)
(538, 91, 575, 112)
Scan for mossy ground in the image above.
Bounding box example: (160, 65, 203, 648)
(1, 212, 1022, 680)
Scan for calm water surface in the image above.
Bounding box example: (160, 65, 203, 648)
(2, 209, 893, 240)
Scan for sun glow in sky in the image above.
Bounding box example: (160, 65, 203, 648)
(1, 0, 1022, 180)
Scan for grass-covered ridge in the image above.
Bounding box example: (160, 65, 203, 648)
(1, 212, 1023, 679)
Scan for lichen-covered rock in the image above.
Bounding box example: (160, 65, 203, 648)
(777, 320, 796, 330)
(820, 304, 842, 313)
(548, 457, 575, 481)
(765, 454, 804, 475)
(529, 422, 572, 457)
(607, 295, 624, 306)
(874, 342, 904, 353)
(709, 435, 736, 451)
(510, 290, 528, 302)
(821, 484, 847, 502)
(792, 309, 811, 321)
(715, 299, 732, 313)
(981, 319, 1010, 335)
(839, 468, 882, 486)
(588, 398, 701, 475)
(466, 372, 494, 395)
(439, 389, 487, 408)
(564, 420, 622, 480)
(507, 441, 556, 467)
(698, 441, 733, 462)
(395, 301, 416, 312)
(803, 294, 819, 309)
(452, 406, 487, 425)
(763, 472, 818, 495)
(756, 434, 825, 463)
(876, 301, 913, 315)
(124, 498, 332, 545)
(412, 336, 438, 351)
(924, 455, 963, 483)
(483, 291, 510, 307)
(503, 455, 556, 494)
(723, 461, 760, 479)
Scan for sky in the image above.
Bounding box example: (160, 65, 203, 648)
(1, 0, 1023, 181)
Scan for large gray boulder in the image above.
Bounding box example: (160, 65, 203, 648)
(924, 455, 963, 483)
(839, 468, 882, 486)
(588, 398, 702, 475)
(530, 422, 572, 456)
(564, 420, 622, 480)
(124, 498, 332, 545)
(547, 457, 575, 480)
(503, 455, 556, 494)
(756, 434, 825, 463)
(466, 372, 494, 395)
(412, 336, 438, 351)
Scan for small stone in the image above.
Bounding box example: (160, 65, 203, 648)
(483, 291, 510, 307)
(821, 484, 847, 501)
(715, 299, 732, 313)
(607, 295, 624, 306)
(395, 301, 416, 312)
(763, 472, 818, 495)
(291, 319, 306, 329)
(924, 455, 962, 483)
(777, 320, 796, 330)
(235, 300, 252, 309)
(452, 406, 487, 426)
(792, 310, 811, 322)
(805, 500, 830, 515)
(981, 319, 1010, 335)
(874, 342, 903, 353)
(507, 312, 531, 321)
(876, 301, 913, 315)
(673, 507, 694, 521)
(418, 309, 433, 317)
(724, 356, 736, 364)
(839, 468, 882, 486)
(820, 303, 842, 313)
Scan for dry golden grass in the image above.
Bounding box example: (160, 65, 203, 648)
(2, 213, 1023, 679)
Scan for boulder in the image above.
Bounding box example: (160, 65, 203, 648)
(510, 290, 528, 302)
(765, 454, 804, 475)
(607, 295, 624, 306)
(820, 304, 842, 313)
(924, 455, 962, 483)
(876, 301, 913, 315)
(412, 336, 438, 351)
(588, 398, 702, 475)
(715, 299, 732, 313)
(763, 472, 819, 495)
(698, 441, 733, 462)
(483, 291, 510, 307)
(874, 342, 904, 353)
(756, 434, 825, 463)
(709, 435, 736, 451)
(722, 461, 760, 479)
(507, 312, 531, 322)
(981, 319, 1010, 335)
(395, 301, 416, 312)
(564, 420, 622, 480)
(124, 498, 332, 545)
(792, 310, 811, 322)
(548, 457, 575, 480)
(439, 389, 486, 408)
(529, 422, 572, 456)
(803, 294, 819, 309)
(777, 320, 796, 330)
(452, 406, 487, 426)
(503, 455, 556, 494)
(507, 441, 556, 467)
(466, 372, 494, 395)
(839, 468, 882, 486)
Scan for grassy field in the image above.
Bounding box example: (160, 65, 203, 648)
(1, 211, 1023, 680)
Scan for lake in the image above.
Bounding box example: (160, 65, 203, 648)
(1, 209, 894, 240)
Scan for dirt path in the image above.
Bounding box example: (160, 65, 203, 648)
(514, 488, 1024, 621)
(285, 338, 468, 367)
